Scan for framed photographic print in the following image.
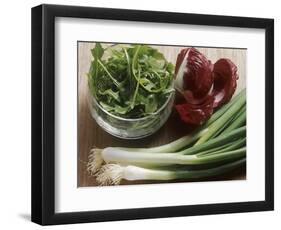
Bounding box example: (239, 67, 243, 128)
(31, 4, 274, 225)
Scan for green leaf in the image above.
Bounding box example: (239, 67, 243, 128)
(88, 43, 105, 98)
(147, 57, 165, 70)
(91, 43, 104, 60)
(99, 89, 121, 102)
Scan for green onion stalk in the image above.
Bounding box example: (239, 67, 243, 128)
(87, 126, 246, 174)
(96, 158, 246, 186)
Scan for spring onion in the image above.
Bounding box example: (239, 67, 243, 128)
(87, 126, 246, 174)
(100, 147, 245, 167)
(96, 158, 246, 185)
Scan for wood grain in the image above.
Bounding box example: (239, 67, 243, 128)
(78, 42, 246, 187)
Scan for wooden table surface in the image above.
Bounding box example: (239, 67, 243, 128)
(78, 42, 246, 187)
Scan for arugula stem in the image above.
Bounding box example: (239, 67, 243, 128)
(123, 47, 134, 94)
(131, 68, 141, 109)
(131, 45, 141, 80)
(97, 59, 120, 88)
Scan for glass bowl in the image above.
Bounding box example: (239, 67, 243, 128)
(87, 89, 175, 139)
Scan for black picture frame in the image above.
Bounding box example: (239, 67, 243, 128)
(31, 4, 274, 225)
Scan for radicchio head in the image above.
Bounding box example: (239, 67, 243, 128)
(174, 48, 239, 126)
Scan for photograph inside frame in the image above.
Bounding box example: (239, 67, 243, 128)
(77, 41, 247, 187)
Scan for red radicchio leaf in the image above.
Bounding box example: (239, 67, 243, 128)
(175, 95, 214, 125)
(175, 48, 213, 105)
(212, 58, 239, 109)
(174, 49, 238, 126)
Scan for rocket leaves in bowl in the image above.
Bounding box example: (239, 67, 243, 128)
(88, 43, 174, 119)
